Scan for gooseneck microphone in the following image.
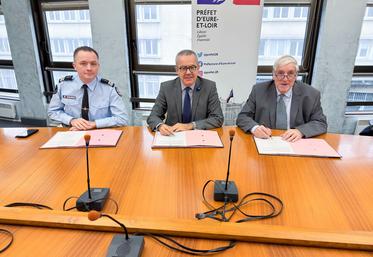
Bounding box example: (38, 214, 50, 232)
(76, 134, 110, 212)
(85, 135, 92, 199)
(88, 211, 144, 257)
(225, 130, 235, 191)
(88, 210, 129, 240)
(213, 130, 239, 202)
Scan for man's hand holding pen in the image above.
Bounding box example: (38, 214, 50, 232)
(252, 125, 272, 139)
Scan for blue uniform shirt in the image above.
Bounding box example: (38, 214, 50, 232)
(48, 75, 128, 128)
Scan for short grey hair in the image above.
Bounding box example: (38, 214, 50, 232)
(273, 55, 299, 73)
(175, 49, 198, 66)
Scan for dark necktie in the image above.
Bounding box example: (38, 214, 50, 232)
(182, 87, 192, 123)
(276, 94, 287, 130)
(81, 84, 89, 120)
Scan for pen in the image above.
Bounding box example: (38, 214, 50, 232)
(260, 123, 272, 139)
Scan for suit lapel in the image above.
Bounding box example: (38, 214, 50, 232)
(268, 81, 277, 128)
(290, 82, 301, 128)
(191, 77, 202, 121)
(174, 78, 182, 122)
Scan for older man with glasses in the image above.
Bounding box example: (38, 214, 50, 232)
(147, 49, 224, 136)
(236, 55, 327, 142)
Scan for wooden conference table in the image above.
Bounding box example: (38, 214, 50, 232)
(0, 126, 372, 256)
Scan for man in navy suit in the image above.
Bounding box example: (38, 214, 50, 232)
(236, 55, 327, 142)
(147, 49, 224, 135)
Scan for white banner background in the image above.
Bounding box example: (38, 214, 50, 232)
(192, 0, 263, 103)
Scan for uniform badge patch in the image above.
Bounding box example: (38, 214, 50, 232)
(59, 75, 74, 83)
(100, 78, 115, 87)
(63, 95, 76, 99)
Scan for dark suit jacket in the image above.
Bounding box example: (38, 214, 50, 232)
(147, 77, 224, 131)
(236, 80, 327, 138)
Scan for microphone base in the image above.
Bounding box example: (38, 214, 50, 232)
(76, 187, 110, 212)
(214, 180, 239, 202)
(107, 234, 144, 257)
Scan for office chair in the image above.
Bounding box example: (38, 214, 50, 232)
(359, 119, 373, 136)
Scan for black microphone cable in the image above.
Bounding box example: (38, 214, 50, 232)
(4, 202, 52, 210)
(2, 202, 52, 253)
(62, 196, 79, 211)
(0, 228, 13, 253)
(89, 211, 237, 256)
(196, 180, 284, 223)
(137, 233, 236, 256)
(62, 196, 119, 214)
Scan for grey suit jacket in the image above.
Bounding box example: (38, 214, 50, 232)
(147, 77, 224, 131)
(236, 80, 327, 138)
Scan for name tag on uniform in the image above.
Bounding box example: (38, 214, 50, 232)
(62, 95, 76, 100)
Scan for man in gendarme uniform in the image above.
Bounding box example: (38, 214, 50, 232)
(48, 46, 128, 130)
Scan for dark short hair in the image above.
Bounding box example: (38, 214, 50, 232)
(175, 49, 198, 65)
(73, 46, 99, 61)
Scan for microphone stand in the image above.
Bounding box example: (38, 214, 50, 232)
(85, 139, 92, 199)
(76, 134, 110, 212)
(224, 135, 233, 191)
(88, 211, 144, 257)
(213, 131, 239, 202)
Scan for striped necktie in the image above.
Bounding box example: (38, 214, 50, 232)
(275, 94, 287, 130)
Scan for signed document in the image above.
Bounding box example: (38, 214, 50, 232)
(40, 129, 122, 149)
(152, 130, 223, 148)
(254, 136, 341, 158)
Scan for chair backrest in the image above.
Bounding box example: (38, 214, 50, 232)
(359, 125, 373, 136)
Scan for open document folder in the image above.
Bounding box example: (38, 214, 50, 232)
(152, 130, 223, 148)
(40, 129, 123, 149)
(253, 136, 341, 158)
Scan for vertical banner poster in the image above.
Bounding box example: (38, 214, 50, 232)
(192, 0, 263, 103)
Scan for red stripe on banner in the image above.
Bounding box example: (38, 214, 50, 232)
(233, 0, 260, 5)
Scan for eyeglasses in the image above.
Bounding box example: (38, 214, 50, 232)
(177, 65, 198, 73)
(274, 72, 297, 80)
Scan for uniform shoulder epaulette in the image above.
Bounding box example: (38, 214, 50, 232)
(58, 75, 74, 83)
(100, 78, 115, 87)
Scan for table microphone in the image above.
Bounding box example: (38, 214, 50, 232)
(88, 211, 144, 257)
(76, 134, 110, 212)
(213, 130, 239, 202)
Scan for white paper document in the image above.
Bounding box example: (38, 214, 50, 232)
(253, 136, 341, 158)
(153, 132, 187, 147)
(41, 131, 85, 148)
(254, 136, 294, 155)
(40, 129, 123, 149)
(152, 130, 223, 148)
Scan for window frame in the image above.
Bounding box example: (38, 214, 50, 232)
(127, 0, 324, 110)
(136, 5, 160, 22)
(258, 1, 323, 80)
(126, 0, 190, 110)
(0, 11, 17, 94)
(349, 4, 373, 113)
(30, 0, 90, 103)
